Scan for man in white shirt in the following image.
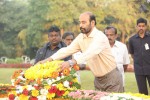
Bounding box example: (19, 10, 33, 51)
(104, 26, 130, 91)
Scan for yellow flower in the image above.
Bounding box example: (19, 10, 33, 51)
(47, 92, 55, 99)
(122, 92, 150, 99)
(24, 60, 63, 80)
(9, 91, 17, 96)
(57, 83, 66, 90)
(44, 85, 51, 90)
(31, 90, 39, 97)
(72, 78, 78, 83)
(131, 93, 150, 99)
(63, 91, 69, 96)
(19, 94, 28, 100)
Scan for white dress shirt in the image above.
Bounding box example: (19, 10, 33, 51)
(111, 40, 130, 86)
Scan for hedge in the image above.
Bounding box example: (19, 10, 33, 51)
(0, 63, 32, 68)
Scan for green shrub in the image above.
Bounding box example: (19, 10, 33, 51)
(7, 57, 23, 64)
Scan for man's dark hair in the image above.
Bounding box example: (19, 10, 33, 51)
(137, 18, 147, 25)
(48, 25, 61, 36)
(104, 26, 117, 34)
(62, 32, 75, 39)
(89, 14, 96, 25)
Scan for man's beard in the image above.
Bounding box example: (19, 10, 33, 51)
(80, 27, 91, 34)
(51, 41, 59, 46)
(138, 29, 144, 34)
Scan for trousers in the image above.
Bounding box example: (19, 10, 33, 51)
(94, 68, 123, 92)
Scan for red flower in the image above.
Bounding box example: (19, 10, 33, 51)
(29, 96, 38, 100)
(69, 82, 73, 86)
(8, 94, 15, 100)
(59, 72, 62, 76)
(56, 90, 65, 97)
(48, 86, 57, 93)
(34, 86, 39, 90)
(22, 88, 29, 96)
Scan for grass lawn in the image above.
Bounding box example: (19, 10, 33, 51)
(0, 68, 149, 93)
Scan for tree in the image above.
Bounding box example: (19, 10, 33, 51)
(0, 0, 29, 58)
(25, 0, 90, 58)
(99, 0, 150, 43)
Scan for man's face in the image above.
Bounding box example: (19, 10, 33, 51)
(48, 31, 61, 46)
(105, 29, 117, 45)
(136, 23, 147, 34)
(79, 14, 92, 34)
(63, 35, 74, 46)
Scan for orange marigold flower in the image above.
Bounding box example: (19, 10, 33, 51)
(14, 79, 21, 86)
(62, 68, 70, 76)
(51, 72, 59, 79)
(73, 65, 79, 71)
(37, 78, 41, 85)
(11, 70, 22, 79)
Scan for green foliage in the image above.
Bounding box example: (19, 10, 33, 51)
(72, 82, 81, 89)
(26, 0, 50, 48)
(0, 0, 29, 57)
(7, 57, 23, 64)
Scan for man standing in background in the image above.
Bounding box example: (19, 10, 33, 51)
(34, 25, 71, 64)
(104, 26, 130, 91)
(129, 18, 150, 95)
(62, 31, 75, 46)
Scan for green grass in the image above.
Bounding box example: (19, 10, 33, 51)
(0, 68, 26, 84)
(0, 68, 149, 93)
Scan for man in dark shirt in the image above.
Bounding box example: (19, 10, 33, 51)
(34, 25, 71, 64)
(129, 18, 150, 95)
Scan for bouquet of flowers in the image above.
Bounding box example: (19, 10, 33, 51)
(9, 60, 81, 100)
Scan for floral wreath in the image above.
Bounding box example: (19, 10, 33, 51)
(9, 60, 81, 100)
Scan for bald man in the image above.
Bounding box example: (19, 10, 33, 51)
(39, 12, 123, 92)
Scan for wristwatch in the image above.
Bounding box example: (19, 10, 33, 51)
(68, 60, 74, 67)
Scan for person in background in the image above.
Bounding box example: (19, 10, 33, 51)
(62, 31, 84, 65)
(129, 18, 150, 95)
(62, 31, 85, 83)
(104, 26, 130, 91)
(34, 25, 71, 64)
(39, 11, 123, 92)
(62, 31, 75, 46)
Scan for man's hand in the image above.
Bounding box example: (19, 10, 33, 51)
(60, 59, 77, 70)
(60, 61, 70, 70)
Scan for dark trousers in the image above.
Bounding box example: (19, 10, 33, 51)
(135, 74, 150, 95)
(94, 68, 123, 93)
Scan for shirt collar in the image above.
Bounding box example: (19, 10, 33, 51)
(135, 31, 150, 38)
(113, 41, 119, 48)
(47, 42, 62, 49)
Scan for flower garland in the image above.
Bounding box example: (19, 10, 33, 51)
(9, 60, 81, 100)
(0, 83, 15, 98)
(68, 90, 109, 100)
(68, 90, 150, 100)
(100, 93, 150, 100)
